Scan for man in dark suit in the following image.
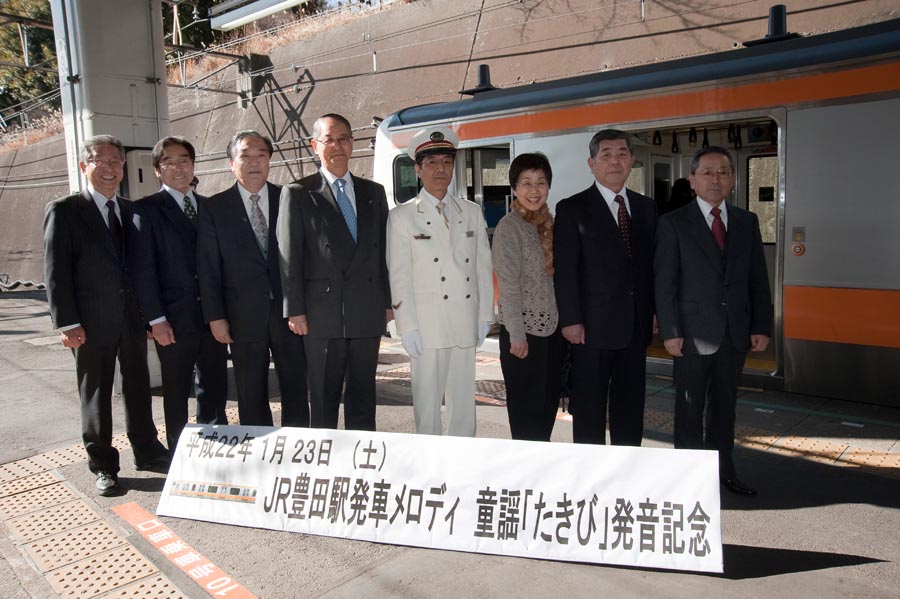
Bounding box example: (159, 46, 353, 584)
(197, 131, 308, 428)
(655, 146, 772, 496)
(277, 114, 392, 430)
(553, 129, 657, 446)
(43, 134, 169, 496)
(130, 136, 228, 455)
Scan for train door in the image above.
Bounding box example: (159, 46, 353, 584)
(637, 119, 781, 380)
(456, 144, 512, 238)
(738, 148, 779, 373)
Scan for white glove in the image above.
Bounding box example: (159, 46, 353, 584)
(477, 321, 491, 347)
(401, 330, 423, 359)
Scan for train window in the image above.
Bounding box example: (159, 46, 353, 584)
(392, 154, 419, 204)
(626, 160, 645, 195)
(747, 154, 778, 243)
(463, 147, 511, 233)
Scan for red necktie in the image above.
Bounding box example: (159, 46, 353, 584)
(615, 195, 632, 257)
(711, 206, 726, 252)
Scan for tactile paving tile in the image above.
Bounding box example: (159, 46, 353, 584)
(104, 574, 186, 599)
(0, 482, 77, 519)
(46, 544, 159, 598)
(644, 409, 673, 432)
(24, 520, 127, 572)
(769, 436, 849, 465)
(837, 448, 900, 477)
(111, 434, 132, 452)
(475, 380, 506, 397)
(0, 471, 60, 499)
(375, 365, 410, 380)
(0, 457, 52, 482)
(5, 500, 100, 543)
(734, 426, 780, 451)
(40, 445, 86, 469)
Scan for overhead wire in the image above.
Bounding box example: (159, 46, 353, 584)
(168, 0, 760, 103)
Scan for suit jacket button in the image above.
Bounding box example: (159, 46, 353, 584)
(721, 301, 728, 307)
(466, 277, 469, 282)
(466, 294, 470, 299)
(434, 257, 439, 262)
(465, 258, 469, 263)
(441, 276, 446, 282)
(628, 290, 634, 296)
(443, 295, 448, 300)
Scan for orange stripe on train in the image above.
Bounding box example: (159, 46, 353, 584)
(784, 286, 900, 349)
(387, 61, 900, 149)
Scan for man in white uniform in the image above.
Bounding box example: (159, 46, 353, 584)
(387, 127, 493, 436)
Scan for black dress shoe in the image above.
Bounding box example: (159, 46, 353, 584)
(722, 478, 757, 496)
(95, 471, 122, 497)
(135, 453, 171, 473)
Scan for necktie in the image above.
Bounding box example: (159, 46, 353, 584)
(183, 195, 198, 225)
(436, 200, 449, 228)
(614, 195, 632, 257)
(106, 199, 122, 251)
(333, 179, 357, 243)
(711, 206, 726, 252)
(249, 193, 268, 257)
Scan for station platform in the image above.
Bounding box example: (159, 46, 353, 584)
(0, 290, 898, 598)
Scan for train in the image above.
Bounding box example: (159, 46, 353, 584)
(372, 17, 900, 407)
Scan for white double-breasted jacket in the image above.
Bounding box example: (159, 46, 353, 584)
(387, 193, 493, 349)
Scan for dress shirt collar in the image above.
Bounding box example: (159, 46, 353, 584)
(696, 197, 728, 229)
(237, 182, 269, 225)
(87, 184, 119, 226)
(594, 181, 631, 215)
(420, 187, 449, 210)
(237, 182, 268, 203)
(320, 167, 356, 210)
(162, 183, 195, 210)
(319, 167, 352, 190)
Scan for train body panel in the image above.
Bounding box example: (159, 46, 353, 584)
(373, 19, 900, 406)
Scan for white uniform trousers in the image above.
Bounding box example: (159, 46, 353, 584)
(411, 346, 476, 436)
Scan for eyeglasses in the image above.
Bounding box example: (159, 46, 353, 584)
(315, 136, 353, 146)
(420, 156, 454, 169)
(694, 168, 733, 179)
(87, 158, 123, 168)
(516, 180, 549, 191)
(158, 158, 193, 170)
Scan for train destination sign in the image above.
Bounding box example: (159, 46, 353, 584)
(157, 425, 723, 573)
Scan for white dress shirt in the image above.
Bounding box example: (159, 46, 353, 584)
(594, 181, 631, 225)
(696, 197, 729, 231)
(237, 183, 269, 227)
(162, 183, 197, 215)
(319, 167, 357, 214)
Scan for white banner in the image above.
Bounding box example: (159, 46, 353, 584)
(157, 425, 722, 573)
